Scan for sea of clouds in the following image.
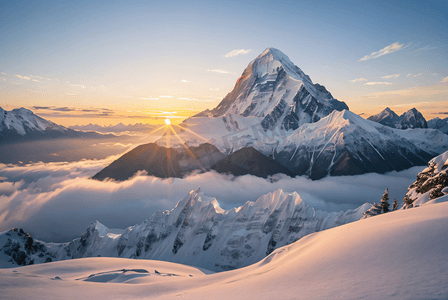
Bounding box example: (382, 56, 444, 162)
(0, 156, 422, 242)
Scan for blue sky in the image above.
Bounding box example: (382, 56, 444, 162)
(1, 0, 447, 125)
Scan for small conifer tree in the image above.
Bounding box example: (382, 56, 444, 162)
(380, 188, 390, 213)
(393, 198, 399, 211)
(403, 195, 413, 208)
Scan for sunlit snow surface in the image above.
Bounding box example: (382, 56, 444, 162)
(1, 202, 447, 300)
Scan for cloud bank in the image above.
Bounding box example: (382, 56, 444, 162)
(0, 159, 421, 242)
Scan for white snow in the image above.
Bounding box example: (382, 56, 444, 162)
(1, 202, 447, 299)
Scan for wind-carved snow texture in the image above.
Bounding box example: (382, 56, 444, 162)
(405, 150, 448, 207)
(274, 110, 448, 179)
(198, 48, 348, 131)
(368, 107, 428, 129)
(0, 188, 371, 271)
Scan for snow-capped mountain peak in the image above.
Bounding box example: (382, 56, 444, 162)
(368, 107, 428, 129)
(201, 48, 348, 131)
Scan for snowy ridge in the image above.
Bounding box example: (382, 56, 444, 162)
(0, 188, 370, 271)
(274, 110, 448, 179)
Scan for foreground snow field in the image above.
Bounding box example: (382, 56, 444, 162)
(1, 201, 447, 300)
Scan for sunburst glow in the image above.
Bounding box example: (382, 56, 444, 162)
(165, 118, 171, 125)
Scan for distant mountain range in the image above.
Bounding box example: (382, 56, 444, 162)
(69, 123, 153, 133)
(367, 107, 428, 129)
(0, 107, 114, 144)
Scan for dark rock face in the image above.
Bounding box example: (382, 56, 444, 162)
(211, 147, 295, 178)
(92, 143, 226, 181)
(0, 228, 52, 266)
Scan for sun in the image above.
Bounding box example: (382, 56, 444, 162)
(165, 118, 171, 125)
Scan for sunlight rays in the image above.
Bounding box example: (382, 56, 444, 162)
(167, 125, 206, 172)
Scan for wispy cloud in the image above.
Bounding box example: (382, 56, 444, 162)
(440, 77, 448, 83)
(139, 97, 159, 100)
(52, 107, 74, 112)
(364, 82, 393, 86)
(207, 69, 234, 74)
(159, 95, 174, 98)
(180, 79, 190, 83)
(1, 78, 6, 81)
(14, 75, 31, 80)
(224, 49, 252, 58)
(412, 44, 438, 52)
(381, 74, 400, 79)
(413, 73, 423, 78)
(1, 72, 7, 75)
(71, 84, 86, 89)
(407, 74, 412, 77)
(358, 42, 411, 62)
(350, 78, 368, 83)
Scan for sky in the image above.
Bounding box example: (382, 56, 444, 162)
(0, 0, 447, 126)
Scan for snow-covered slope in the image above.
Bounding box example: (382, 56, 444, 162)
(199, 48, 348, 131)
(0, 188, 370, 271)
(404, 150, 448, 206)
(274, 110, 448, 179)
(1, 201, 447, 300)
(368, 107, 428, 129)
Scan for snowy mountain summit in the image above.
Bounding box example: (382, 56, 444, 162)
(0, 107, 66, 138)
(199, 48, 348, 131)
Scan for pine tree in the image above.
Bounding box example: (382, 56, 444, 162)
(380, 188, 390, 213)
(403, 195, 413, 209)
(393, 198, 399, 211)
